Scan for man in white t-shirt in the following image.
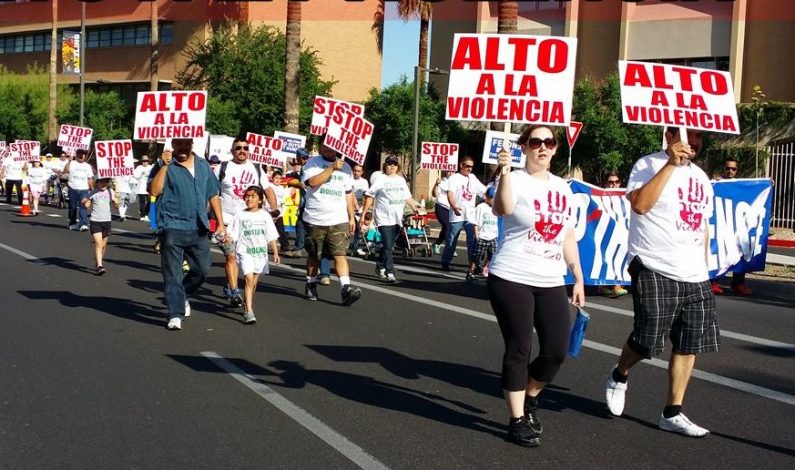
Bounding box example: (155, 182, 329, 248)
(2, 157, 25, 205)
(62, 149, 95, 231)
(441, 156, 486, 271)
(300, 137, 362, 306)
(605, 127, 717, 438)
(133, 156, 153, 221)
(216, 137, 278, 307)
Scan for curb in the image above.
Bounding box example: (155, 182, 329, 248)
(769, 239, 795, 248)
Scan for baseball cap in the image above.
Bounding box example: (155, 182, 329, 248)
(208, 154, 221, 164)
(486, 186, 496, 198)
(295, 148, 310, 160)
(141, 156, 150, 162)
(385, 155, 399, 165)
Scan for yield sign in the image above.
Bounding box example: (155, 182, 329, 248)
(566, 121, 583, 148)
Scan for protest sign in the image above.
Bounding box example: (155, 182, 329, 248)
(563, 178, 772, 286)
(482, 130, 523, 167)
(208, 135, 235, 162)
(0, 142, 8, 163)
(323, 107, 374, 165)
(274, 131, 307, 156)
(57, 124, 93, 151)
(246, 132, 287, 166)
(310, 96, 365, 136)
(165, 135, 208, 158)
(618, 61, 739, 134)
(9, 141, 40, 162)
(420, 142, 459, 171)
(95, 139, 134, 178)
(446, 33, 577, 126)
(133, 91, 207, 141)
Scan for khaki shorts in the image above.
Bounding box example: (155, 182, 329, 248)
(304, 222, 350, 261)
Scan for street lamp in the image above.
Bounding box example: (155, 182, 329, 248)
(410, 66, 449, 195)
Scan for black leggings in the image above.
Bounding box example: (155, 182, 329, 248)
(487, 274, 572, 391)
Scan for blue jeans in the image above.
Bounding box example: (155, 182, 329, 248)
(377, 225, 401, 274)
(441, 220, 476, 266)
(67, 187, 89, 226)
(318, 256, 332, 280)
(159, 229, 211, 319)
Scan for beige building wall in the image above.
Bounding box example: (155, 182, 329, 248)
(742, 0, 795, 102)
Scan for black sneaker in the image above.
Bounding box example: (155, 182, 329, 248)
(524, 402, 544, 435)
(305, 282, 318, 301)
(507, 417, 541, 447)
(441, 264, 451, 272)
(341, 285, 362, 306)
(465, 271, 476, 281)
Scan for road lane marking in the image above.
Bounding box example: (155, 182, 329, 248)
(201, 351, 391, 470)
(0, 242, 49, 265)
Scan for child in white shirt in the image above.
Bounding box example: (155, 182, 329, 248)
(467, 186, 499, 280)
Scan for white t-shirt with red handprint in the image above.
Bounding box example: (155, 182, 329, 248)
(626, 151, 713, 283)
(220, 160, 262, 222)
(489, 170, 576, 288)
(447, 172, 487, 223)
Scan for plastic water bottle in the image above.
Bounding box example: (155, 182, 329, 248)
(568, 308, 590, 358)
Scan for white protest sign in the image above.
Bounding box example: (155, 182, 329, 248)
(133, 91, 207, 141)
(310, 96, 365, 136)
(274, 131, 307, 156)
(0, 142, 8, 163)
(482, 130, 523, 168)
(207, 135, 235, 162)
(9, 141, 40, 162)
(420, 142, 459, 171)
(618, 61, 739, 134)
(323, 107, 374, 166)
(246, 132, 287, 166)
(446, 33, 577, 126)
(95, 139, 134, 178)
(57, 124, 93, 151)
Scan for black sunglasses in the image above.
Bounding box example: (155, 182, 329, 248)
(234, 145, 249, 151)
(525, 138, 557, 150)
(461, 164, 474, 169)
(724, 167, 738, 171)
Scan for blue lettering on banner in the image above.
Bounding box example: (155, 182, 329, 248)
(279, 136, 304, 155)
(484, 136, 522, 165)
(562, 178, 773, 286)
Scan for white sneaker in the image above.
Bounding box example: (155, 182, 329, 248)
(658, 413, 709, 437)
(184, 300, 191, 317)
(356, 248, 367, 256)
(605, 367, 628, 416)
(376, 268, 386, 279)
(68, 224, 78, 231)
(167, 317, 182, 330)
(386, 273, 397, 283)
(140, 216, 149, 222)
(79, 224, 89, 232)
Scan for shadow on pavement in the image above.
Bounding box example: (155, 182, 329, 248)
(38, 256, 95, 274)
(18, 289, 165, 326)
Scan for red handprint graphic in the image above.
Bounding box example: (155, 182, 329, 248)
(232, 170, 256, 199)
(677, 177, 707, 231)
(533, 190, 569, 242)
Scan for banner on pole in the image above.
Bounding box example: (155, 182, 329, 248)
(310, 96, 365, 136)
(482, 130, 523, 167)
(133, 91, 207, 141)
(420, 142, 459, 171)
(618, 61, 740, 134)
(62, 31, 81, 75)
(446, 33, 577, 126)
(274, 131, 307, 156)
(95, 139, 135, 178)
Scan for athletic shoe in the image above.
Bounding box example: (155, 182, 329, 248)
(79, 225, 89, 232)
(95, 266, 107, 276)
(68, 224, 79, 231)
(223, 285, 234, 301)
(524, 402, 544, 435)
(166, 317, 182, 330)
(231, 289, 244, 307)
(732, 284, 752, 296)
(605, 367, 628, 416)
(386, 273, 397, 283)
(319, 277, 331, 286)
(140, 216, 149, 222)
(119, 217, 126, 222)
(600, 286, 619, 298)
(507, 417, 541, 448)
(341, 285, 362, 306)
(614, 286, 629, 297)
(376, 268, 387, 279)
(181, 260, 190, 273)
(242, 312, 257, 324)
(710, 282, 724, 295)
(658, 413, 709, 437)
(356, 248, 367, 256)
(305, 282, 318, 301)
(466, 271, 476, 281)
(184, 300, 191, 318)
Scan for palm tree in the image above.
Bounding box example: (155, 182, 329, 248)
(398, 1, 432, 89)
(150, 0, 158, 92)
(48, 0, 58, 143)
(283, 0, 301, 134)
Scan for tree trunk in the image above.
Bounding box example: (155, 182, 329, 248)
(417, 6, 430, 89)
(283, 0, 301, 134)
(150, 0, 159, 92)
(48, 0, 58, 143)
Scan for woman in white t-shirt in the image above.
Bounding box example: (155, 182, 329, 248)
(26, 160, 49, 215)
(488, 124, 585, 448)
(360, 156, 422, 283)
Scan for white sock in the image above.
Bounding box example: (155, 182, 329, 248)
(339, 275, 350, 286)
(307, 276, 317, 283)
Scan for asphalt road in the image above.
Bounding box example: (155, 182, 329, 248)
(0, 202, 793, 470)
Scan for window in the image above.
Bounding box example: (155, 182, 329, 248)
(0, 22, 173, 54)
(99, 29, 111, 48)
(33, 34, 44, 52)
(135, 25, 149, 45)
(23, 34, 33, 52)
(87, 30, 99, 48)
(654, 57, 730, 72)
(160, 22, 173, 45)
(111, 27, 123, 47)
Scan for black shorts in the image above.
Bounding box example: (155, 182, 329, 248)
(90, 221, 111, 238)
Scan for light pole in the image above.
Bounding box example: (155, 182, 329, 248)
(410, 66, 448, 195)
(79, 0, 85, 126)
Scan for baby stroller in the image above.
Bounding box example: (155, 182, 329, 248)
(397, 212, 433, 257)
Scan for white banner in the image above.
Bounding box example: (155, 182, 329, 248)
(420, 142, 459, 171)
(9, 141, 40, 162)
(310, 96, 365, 136)
(446, 33, 577, 126)
(57, 124, 93, 151)
(208, 135, 235, 162)
(134, 91, 207, 141)
(95, 139, 135, 178)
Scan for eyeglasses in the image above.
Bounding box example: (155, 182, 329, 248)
(461, 164, 474, 169)
(606, 179, 620, 185)
(234, 145, 249, 151)
(724, 167, 738, 172)
(524, 138, 557, 150)
(386, 162, 398, 166)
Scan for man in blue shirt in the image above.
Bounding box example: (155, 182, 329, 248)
(149, 138, 225, 330)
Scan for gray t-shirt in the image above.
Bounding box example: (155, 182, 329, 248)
(88, 188, 113, 222)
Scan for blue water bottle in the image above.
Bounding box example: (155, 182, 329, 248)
(568, 308, 590, 358)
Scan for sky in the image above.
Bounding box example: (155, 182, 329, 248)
(380, 2, 421, 88)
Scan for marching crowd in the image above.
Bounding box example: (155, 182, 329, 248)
(0, 125, 734, 447)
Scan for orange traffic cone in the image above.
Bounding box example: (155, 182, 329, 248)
(19, 183, 32, 216)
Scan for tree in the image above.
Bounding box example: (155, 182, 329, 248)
(0, 66, 74, 143)
(283, 0, 302, 133)
(398, 1, 432, 89)
(60, 90, 131, 141)
(177, 23, 335, 137)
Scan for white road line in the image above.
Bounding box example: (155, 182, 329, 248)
(46, 213, 62, 218)
(0, 242, 48, 265)
(201, 351, 391, 470)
